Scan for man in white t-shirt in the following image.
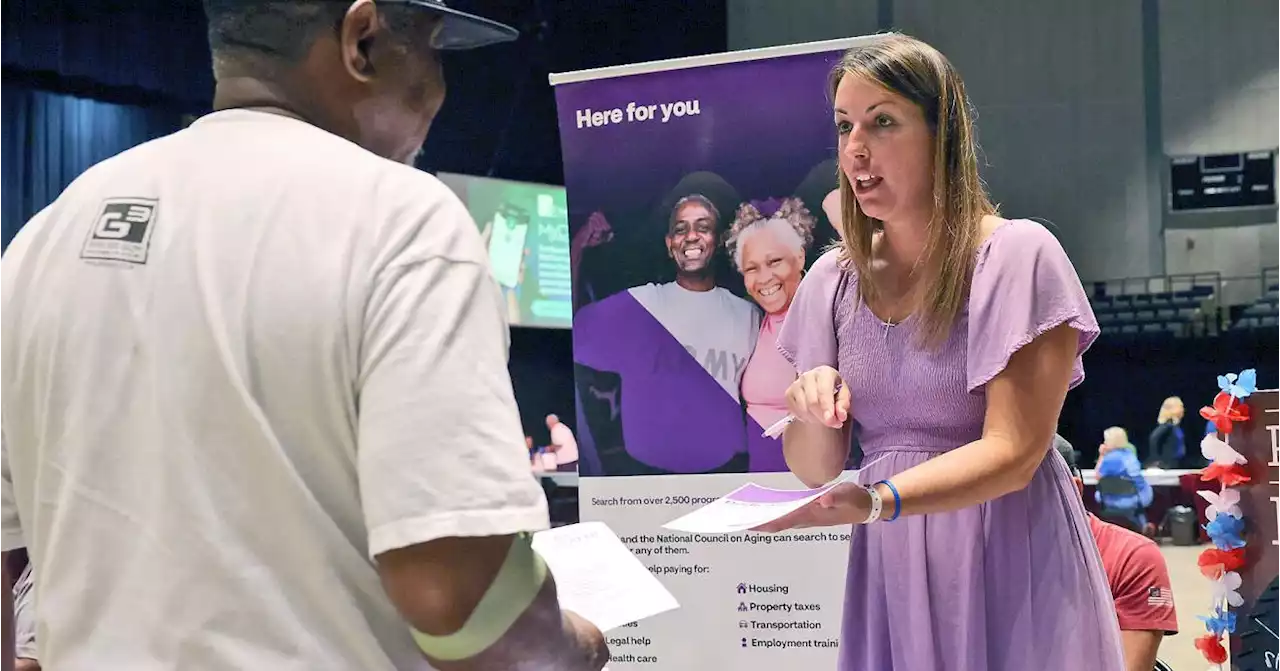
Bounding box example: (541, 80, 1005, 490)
(628, 195, 760, 397)
(0, 2, 606, 670)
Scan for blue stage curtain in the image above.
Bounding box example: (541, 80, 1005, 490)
(1, 0, 214, 107)
(1, 82, 179, 250)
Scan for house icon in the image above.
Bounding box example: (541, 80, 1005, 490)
(737, 582, 747, 594)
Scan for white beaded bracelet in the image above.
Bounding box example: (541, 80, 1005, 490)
(861, 484, 883, 524)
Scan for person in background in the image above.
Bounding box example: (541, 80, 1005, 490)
(1057, 438, 1178, 671)
(547, 415, 579, 468)
(0, 1, 607, 668)
(10, 562, 38, 671)
(1096, 432, 1155, 532)
(724, 197, 817, 471)
(1101, 426, 1137, 456)
(530, 415, 579, 472)
(1147, 396, 1186, 469)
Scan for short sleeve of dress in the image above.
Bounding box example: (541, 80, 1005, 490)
(966, 220, 1099, 393)
(776, 248, 844, 373)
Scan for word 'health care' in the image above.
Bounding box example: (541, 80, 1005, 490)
(576, 100, 702, 128)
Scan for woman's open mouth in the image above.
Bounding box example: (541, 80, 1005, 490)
(853, 173, 883, 195)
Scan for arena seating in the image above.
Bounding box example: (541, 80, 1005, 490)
(1090, 273, 1221, 338)
(1230, 268, 1279, 331)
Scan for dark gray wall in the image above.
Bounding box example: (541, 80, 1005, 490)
(1159, 0, 1278, 303)
(727, 0, 1279, 284)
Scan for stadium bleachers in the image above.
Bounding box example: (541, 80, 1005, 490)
(1090, 273, 1222, 338)
(1231, 269, 1279, 331)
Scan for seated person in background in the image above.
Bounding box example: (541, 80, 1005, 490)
(1058, 437, 1178, 671)
(1101, 426, 1137, 456)
(1095, 430, 1154, 531)
(10, 559, 39, 670)
(529, 414, 579, 472)
(547, 414, 579, 468)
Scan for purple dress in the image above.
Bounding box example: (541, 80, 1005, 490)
(777, 220, 1125, 671)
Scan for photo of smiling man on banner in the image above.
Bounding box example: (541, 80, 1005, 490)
(572, 172, 760, 476)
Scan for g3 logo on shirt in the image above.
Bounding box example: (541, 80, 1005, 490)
(81, 198, 159, 264)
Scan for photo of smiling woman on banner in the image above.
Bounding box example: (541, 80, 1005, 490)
(724, 197, 818, 472)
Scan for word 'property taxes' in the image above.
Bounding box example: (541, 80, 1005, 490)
(575, 100, 702, 129)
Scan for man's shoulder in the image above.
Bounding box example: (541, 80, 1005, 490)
(582, 288, 637, 317)
(711, 286, 759, 314)
(716, 286, 752, 304)
(189, 113, 473, 243)
(725, 289, 761, 331)
(385, 166, 470, 221)
(43, 131, 178, 201)
(1091, 514, 1165, 575)
(1089, 515, 1178, 632)
(635, 283, 758, 319)
(343, 161, 485, 268)
(625, 282, 660, 306)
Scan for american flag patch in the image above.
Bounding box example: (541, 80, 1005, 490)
(1147, 586, 1173, 607)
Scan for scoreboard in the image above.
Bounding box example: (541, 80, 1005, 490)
(1169, 150, 1276, 212)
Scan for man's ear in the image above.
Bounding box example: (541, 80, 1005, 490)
(339, 0, 382, 83)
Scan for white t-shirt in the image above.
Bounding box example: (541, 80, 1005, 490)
(12, 563, 36, 661)
(549, 423, 578, 465)
(628, 282, 760, 398)
(0, 109, 549, 670)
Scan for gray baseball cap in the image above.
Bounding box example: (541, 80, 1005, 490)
(391, 0, 519, 49)
(206, 0, 519, 50)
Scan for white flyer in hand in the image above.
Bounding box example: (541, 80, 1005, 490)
(531, 522, 679, 633)
(661, 460, 884, 534)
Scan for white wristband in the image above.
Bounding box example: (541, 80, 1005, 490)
(861, 484, 883, 524)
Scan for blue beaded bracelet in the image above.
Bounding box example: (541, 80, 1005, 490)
(876, 479, 902, 521)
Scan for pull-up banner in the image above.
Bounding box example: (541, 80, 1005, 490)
(1232, 389, 1278, 670)
(550, 36, 877, 669)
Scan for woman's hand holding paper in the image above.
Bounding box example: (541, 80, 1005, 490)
(752, 482, 872, 533)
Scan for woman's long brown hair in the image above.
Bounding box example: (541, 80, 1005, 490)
(830, 34, 996, 348)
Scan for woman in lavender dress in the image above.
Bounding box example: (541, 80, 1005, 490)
(761, 35, 1125, 670)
